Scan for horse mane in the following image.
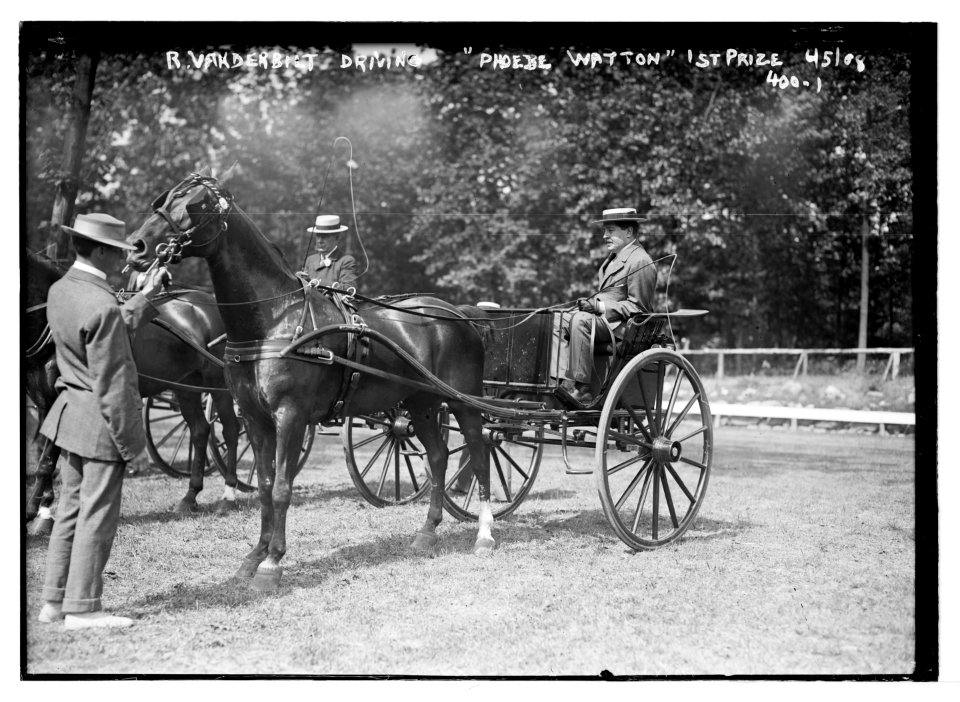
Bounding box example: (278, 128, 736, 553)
(230, 205, 300, 282)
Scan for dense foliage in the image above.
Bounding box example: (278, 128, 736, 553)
(22, 27, 920, 349)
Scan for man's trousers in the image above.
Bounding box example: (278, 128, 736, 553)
(41, 450, 125, 614)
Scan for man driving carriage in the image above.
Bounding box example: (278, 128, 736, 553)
(556, 207, 657, 408)
(302, 214, 358, 290)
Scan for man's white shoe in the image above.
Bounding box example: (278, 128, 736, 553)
(64, 611, 134, 630)
(37, 603, 63, 623)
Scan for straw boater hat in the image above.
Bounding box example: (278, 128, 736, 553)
(61, 213, 136, 250)
(591, 207, 646, 224)
(307, 215, 349, 235)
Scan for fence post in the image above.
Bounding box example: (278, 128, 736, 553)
(717, 352, 724, 380)
(892, 352, 900, 379)
(802, 352, 808, 378)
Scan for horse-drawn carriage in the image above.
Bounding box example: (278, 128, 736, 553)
(339, 304, 713, 550)
(32, 169, 713, 590)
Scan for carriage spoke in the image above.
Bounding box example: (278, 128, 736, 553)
(630, 465, 655, 533)
(360, 434, 393, 480)
(399, 440, 422, 492)
(446, 458, 470, 491)
(493, 444, 531, 481)
(666, 394, 701, 437)
(615, 457, 653, 511)
(605, 429, 650, 450)
(154, 421, 188, 450)
(661, 368, 686, 434)
(655, 361, 665, 434)
(461, 475, 478, 510)
(167, 428, 188, 467)
(606, 451, 650, 477)
(674, 424, 708, 444)
(236, 439, 253, 463)
(635, 371, 659, 438)
(394, 441, 401, 502)
(491, 449, 513, 503)
(448, 443, 468, 457)
(678, 455, 709, 472)
(623, 404, 653, 443)
(665, 462, 696, 504)
(507, 439, 539, 450)
(360, 415, 392, 429)
(374, 438, 395, 497)
(151, 410, 186, 423)
(352, 432, 389, 450)
(660, 465, 680, 529)
(651, 462, 661, 540)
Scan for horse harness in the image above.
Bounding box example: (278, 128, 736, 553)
(223, 278, 373, 423)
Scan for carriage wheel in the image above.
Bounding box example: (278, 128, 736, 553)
(442, 414, 543, 523)
(143, 392, 219, 479)
(207, 399, 316, 492)
(595, 348, 712, 550)
(342, 406, 435, 507)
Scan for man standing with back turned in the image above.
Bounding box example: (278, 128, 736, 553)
(36, 213, 167, 630)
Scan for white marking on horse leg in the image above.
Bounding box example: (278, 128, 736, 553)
(477, 500, 494, 542)
(222, 485, 237, 502)
(38, 506, 53, 520)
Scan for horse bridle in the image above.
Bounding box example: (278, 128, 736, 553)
(152, 173, 233, 264)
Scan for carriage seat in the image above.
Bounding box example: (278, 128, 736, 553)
(593, 310, 708, 358)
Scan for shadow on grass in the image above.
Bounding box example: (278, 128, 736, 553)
(120, 505, 756, 617)
(124, 529, 446, 614)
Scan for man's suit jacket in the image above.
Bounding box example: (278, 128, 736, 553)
(595, 241, 657, 337)
(40, 267, 158, 462)
(303, 252, 358, 290)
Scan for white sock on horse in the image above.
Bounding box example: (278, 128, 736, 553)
(477, 500, 494, 542)
(222, 485, 236, 502)
(38, 505, 53, 520)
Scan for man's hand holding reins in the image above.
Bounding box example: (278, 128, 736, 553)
(577, 298, 601, 315)
(138, 266, 172, 301)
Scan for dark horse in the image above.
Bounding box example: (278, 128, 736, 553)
(24, 250, 242, 516)
(127, 171, 495, 591)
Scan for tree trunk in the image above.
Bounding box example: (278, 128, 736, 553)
(48, 47, 100, 261)
(856, 217, 870, 372)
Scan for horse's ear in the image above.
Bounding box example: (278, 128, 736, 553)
(219, 161, 240, 185)
(196, 166, 211, 177)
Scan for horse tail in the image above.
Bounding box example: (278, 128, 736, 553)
(456, 305, 494, 349)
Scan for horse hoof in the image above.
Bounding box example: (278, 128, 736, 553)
(250, 567, 282, 592)
(215, 499, 238, 514)
(232, 559, 260, 582)
(31, 517, 54, 537)
(472, 537, 497, 556)
(174, 500, 199, 515)
(410, 529, 439, 552)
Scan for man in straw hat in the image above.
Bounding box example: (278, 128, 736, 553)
(36, 213, 168, 630)
(556, 207, 657, 408)
(303, 214, 358, 290)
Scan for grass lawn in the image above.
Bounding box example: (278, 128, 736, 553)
(24, 426, 916, 677)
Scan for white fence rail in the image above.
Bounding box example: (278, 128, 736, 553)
(689, 402, 914, 433)
(679, 347, 914, 380)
